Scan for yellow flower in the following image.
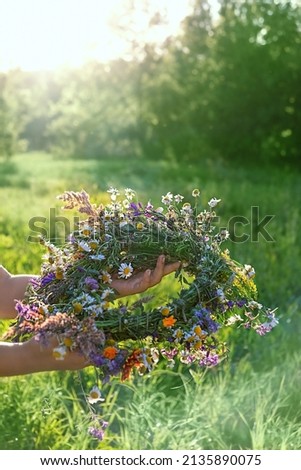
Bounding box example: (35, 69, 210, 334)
(101, 301, 111, 310)
(136, 222, 145, 230)
(194, 325, 202, 337)
(101, 271, 112, 284)
(161, 306, 171, 316)
(52, 345, 67, 360)
(162, 316, 177, 328)
(63, 337, 73, 348)
(55, 268, 64, 280)
(175, 329, 184, 339)
(89, 241, 98, 250)
(73, 302, 83, 313)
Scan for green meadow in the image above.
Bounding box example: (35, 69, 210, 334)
(0, 152, 301, 450)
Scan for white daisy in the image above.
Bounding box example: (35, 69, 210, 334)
(107, 187, 120, 201)
(244, 264, 256, 278)
(161, 192, 173, 205)
(101, 271, 112, 284)
(118, 262, 134, 279)
(208, 197, 221, 208)
(192, 189, 200, 197)
(87, 386, 105, 404)
(247, 301, 263, 310)
(226, 314, 243, 326)
(174, 194, 184, 203)
(101, 288, 115, 299)
(124, 188, 136, 200)
(52, 345, 67, 361)
(78, 240, 91, 252)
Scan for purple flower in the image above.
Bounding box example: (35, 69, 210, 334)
(88, 419, 109, 441)
(40, 272, 56, 286)
(160, 348, 178, 360)
(15, 301, 33, 319)
(90, 353, 106, 367)
(30, 277, 40, 287)
(256, 323, 273, 336)
(88, 427, 105, 441)
(236, 299, 247, 308)
(194, 308, 220, 333)
(199, 353, 219, 367)
(85, 277, 99, 291)
(129, 202, 143, 216)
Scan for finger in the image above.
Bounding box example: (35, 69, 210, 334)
(131, 269, 151, 294)
(149, 255, 165, 286)
(163, 261, 181, 277)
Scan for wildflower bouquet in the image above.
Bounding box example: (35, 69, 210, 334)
(7, 187, 277, 440)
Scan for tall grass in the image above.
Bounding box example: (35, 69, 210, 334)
(0, 152, 300, 450)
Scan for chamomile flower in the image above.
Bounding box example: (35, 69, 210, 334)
(244, 264, 256, 278)
(247, 301, 263, 310)
(78, 240, 91, 252)
(226, 314, 243, 326)
(208, 197, 221, 208)
(124, 188, 136, 200)
(161, 192, 173, 205)
(53, 345, 67, 361)
(174, 194, 184, 203)
(88, 386, 105, 404)
(101, 271, 112, 284)
(101, 288, 115, 300)
(118, 262, 133, 279)
(192, 188, 200, 197)
(107, 187, 120, 201)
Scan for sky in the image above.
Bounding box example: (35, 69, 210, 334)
(0, 0, 208, 71)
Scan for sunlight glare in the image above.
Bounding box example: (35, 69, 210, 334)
(0, 0, 193, 71)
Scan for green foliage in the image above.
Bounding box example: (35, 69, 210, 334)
(0, 0, 300, 166)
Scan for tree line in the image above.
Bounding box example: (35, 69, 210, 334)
(0, 0, 300, 167)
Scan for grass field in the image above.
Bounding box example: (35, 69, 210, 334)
(0, 152, 301, 450)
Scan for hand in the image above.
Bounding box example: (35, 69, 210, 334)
(111, 255, 180, 297)
(25, 336, 90, 373)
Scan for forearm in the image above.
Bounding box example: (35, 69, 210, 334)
(0, 338, 89, 377)
(0, 265, 37, 319)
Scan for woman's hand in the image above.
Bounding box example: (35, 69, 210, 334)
(111, 255, 180, 297)
(0, 336, 90, 377)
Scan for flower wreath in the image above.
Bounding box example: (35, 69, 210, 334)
(7, 187, 278, 439)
